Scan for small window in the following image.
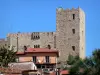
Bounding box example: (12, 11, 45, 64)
(72, 46, 75, 51)
(36, 45, 38, 48)
(82, 47, 83, 50)
(54, 36, 56, 48)
(5, 44, 7, 46)
(82, 31, 83, 35)
(31, 33, 34, 40)
(72, 29, 75, 34)
(34, 45, 36, 48)
(42, 65, 45, 68)
(37, 65, 41, 68)
(24, 46, 27, 51)
(38, 45, 40, 48)
(36, 36, 37, 39)
(48, 45, 51, 49)
(33, 56, 37, 63)
(51, 32, 53, 35)
(8, 46, 10, 48)
(31, 33, 40, 40)
(34, 45, 40, 48)
(38, 36, 40, 39)
(34, 36, 36, 39)
(45, 56, 49, 63)
(73, 14, 75, 20)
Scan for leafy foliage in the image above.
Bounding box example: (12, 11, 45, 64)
(0, 47, 17, 67)
(67, 54, 80, 65)
(67, 49, 100, 75)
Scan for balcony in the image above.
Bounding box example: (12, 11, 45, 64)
(33, 59, 52, 64)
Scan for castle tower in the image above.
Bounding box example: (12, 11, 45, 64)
(7, 7, 85, 62)
(56, 7, 85, 61)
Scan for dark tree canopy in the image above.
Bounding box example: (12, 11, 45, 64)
(0, 47, 17, 67)
(67, 49, 100, 75)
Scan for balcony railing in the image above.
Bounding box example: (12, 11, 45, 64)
(33, 59, 52, 64)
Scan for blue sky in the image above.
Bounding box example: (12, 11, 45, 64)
(0, 0, 99, 56)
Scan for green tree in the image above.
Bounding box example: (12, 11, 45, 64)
(0, 47, 17, 67)
(67, 54, 80, 65)
(68, 49, 100, 75)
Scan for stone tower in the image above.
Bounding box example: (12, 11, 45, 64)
(56, 7, 85, 61)
(7, 7, 85, 61)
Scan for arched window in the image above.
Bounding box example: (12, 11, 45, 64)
(34, 45, 40, 48)
(48, 45, 51, 49)
(38, 45, 40, 48)
(24, 46, 27, 51)
(34, 36, 36, 39)
(36, 45, 38, 48)
(34, 45, 36, 48)
(38, 36, 40, 39)
(31, 33, 34, 40)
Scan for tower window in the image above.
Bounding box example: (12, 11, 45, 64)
(37, 45, 40, 48)
(51, 32, 53, 35)
(72, 46, 75, 51)
(54, 36, 56, 48)
(36, 45, 38, 48)
(34, 45, 40, 48)
(73, 14, 75, 20)
(38, 36, 40, 39)
(8, 46, 10, 48)
(24, 46, 27, 51)
(82, 31, 83, 35)
(48, 45, 51, 49)
(36, 36, 37, 39)
(34, 45, 36, 48)
(5, 44, 7, 46)
(72, 29, 75, 34)
(31, 32, 40, 40)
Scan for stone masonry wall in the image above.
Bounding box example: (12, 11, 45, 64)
(79, 8, 85, 59)
(7, 32, 55, 52)
(56, 7, 85, 61)
(7, 7, 85, 61)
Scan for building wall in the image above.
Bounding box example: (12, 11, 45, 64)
(7, 7, 85, 61)
(0, 39, 8, 48)
(17, 53, 57, 64)
(7, 32, 55, 52)
(79, 8, 85, 59)
(56, 7, 85, 61)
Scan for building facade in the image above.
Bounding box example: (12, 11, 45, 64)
(16, 48, 59, 70)
(7, 7, 85, 61)
(0, 39, 8, 48)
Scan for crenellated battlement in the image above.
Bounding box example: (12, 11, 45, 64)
(6, 7, 85, 61)
(7, 33, 32, 37)
(57, 7, 81, 12)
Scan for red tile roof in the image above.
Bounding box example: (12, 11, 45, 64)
(26, 48, 58, 53)
(16, 48, 59, 56)
(0, 67, 21, 74)
(60, 70, 69, 75)
(16, 52, 24, 55)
